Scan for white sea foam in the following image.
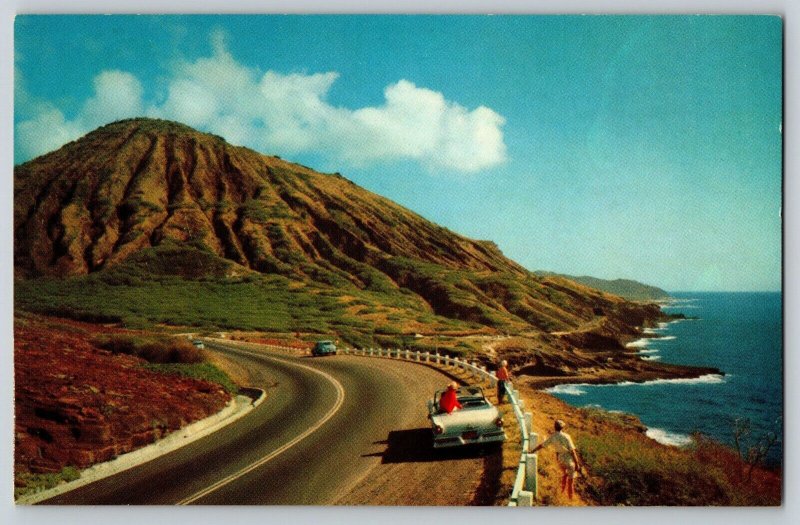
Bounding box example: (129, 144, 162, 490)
(637, 348, 659, 354)
(640, 355, 661, 361)
(646, 427, 693, 447)
(659, 335, 677, 341)
(668, 298, 699, 306)
(544, 384, 587, 396)
(616, 374, 725, 387)
(545, 374, 725, 397)
(625, 338, 650, 348)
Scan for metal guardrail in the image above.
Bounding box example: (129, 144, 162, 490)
(338, 346, 538, 506)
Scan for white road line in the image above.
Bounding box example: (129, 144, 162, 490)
(177, 346, 345, 505)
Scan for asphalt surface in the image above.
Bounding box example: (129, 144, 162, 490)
(41, 341, 479, 505)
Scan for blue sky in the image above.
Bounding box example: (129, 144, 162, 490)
(14, 15, 782, 291)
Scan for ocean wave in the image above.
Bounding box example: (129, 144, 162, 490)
(637, 348, 659, 354)
(646, 427, 693, 447)
(658, 335, 677, 341)
(640, 355, 661, 361)
(615, 374, 725, 387)
(544, 384, 587, 396)
(625, 338, 650, 348)
(544, 374, 725, 397)
(667, 298, 700, 305)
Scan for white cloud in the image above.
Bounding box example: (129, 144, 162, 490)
(15, 70, 144, 162)
(82, 71, 143, 128)
(16, 38, 507, 173)
(16, 105, 84, 160)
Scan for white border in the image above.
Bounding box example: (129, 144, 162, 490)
(2, 2, 796, 525)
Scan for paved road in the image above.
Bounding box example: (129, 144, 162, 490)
(42, 342, 487, 505)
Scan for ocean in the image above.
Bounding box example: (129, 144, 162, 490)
(546, 292, 783, 466)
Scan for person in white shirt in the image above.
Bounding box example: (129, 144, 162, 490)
(531, 419, 582, 499)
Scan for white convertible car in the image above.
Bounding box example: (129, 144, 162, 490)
(427, 385, 506, 449)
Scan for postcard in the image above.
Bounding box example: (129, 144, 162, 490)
(12, 14, 783, 506)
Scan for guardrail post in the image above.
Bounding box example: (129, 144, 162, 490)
(424, 351, 430, 363)
(415, 351, 420, 362)
(525, 453, 538, 500)
(517, 490, 534, 507)
(435, 352, 440, 365)
(524, 412, 534, 447)
(369, 348, 374, 356)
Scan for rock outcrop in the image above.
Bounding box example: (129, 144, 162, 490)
(14, 316, 230, 475)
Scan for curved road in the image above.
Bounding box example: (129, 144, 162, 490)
(42, 341, 491, 505)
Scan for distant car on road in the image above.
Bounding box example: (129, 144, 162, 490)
(427, 385, 506, 449)
(192, 340, 205, 349)
(312, 340, 337, 356)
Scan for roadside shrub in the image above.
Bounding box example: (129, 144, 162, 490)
(374, 335, 404, 348)
(337, 329, 373, 349)
(14, 466, 81, 500)
(92, 335, 203, 364)
(142, 362, 238, 394)
(577, 432, 735, 505)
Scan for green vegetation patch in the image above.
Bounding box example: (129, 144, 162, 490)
(142, 362, 239, 394)
(16, 266, 455, 347)
(15, 466, 81, 500)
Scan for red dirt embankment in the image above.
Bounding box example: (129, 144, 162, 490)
(14, 315, 231, 478)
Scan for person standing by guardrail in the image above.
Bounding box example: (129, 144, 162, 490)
(496, 360, 511, 404)
(531, 419, 582, 500)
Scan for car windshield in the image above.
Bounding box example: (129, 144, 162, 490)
(457, 396, 488, 408)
